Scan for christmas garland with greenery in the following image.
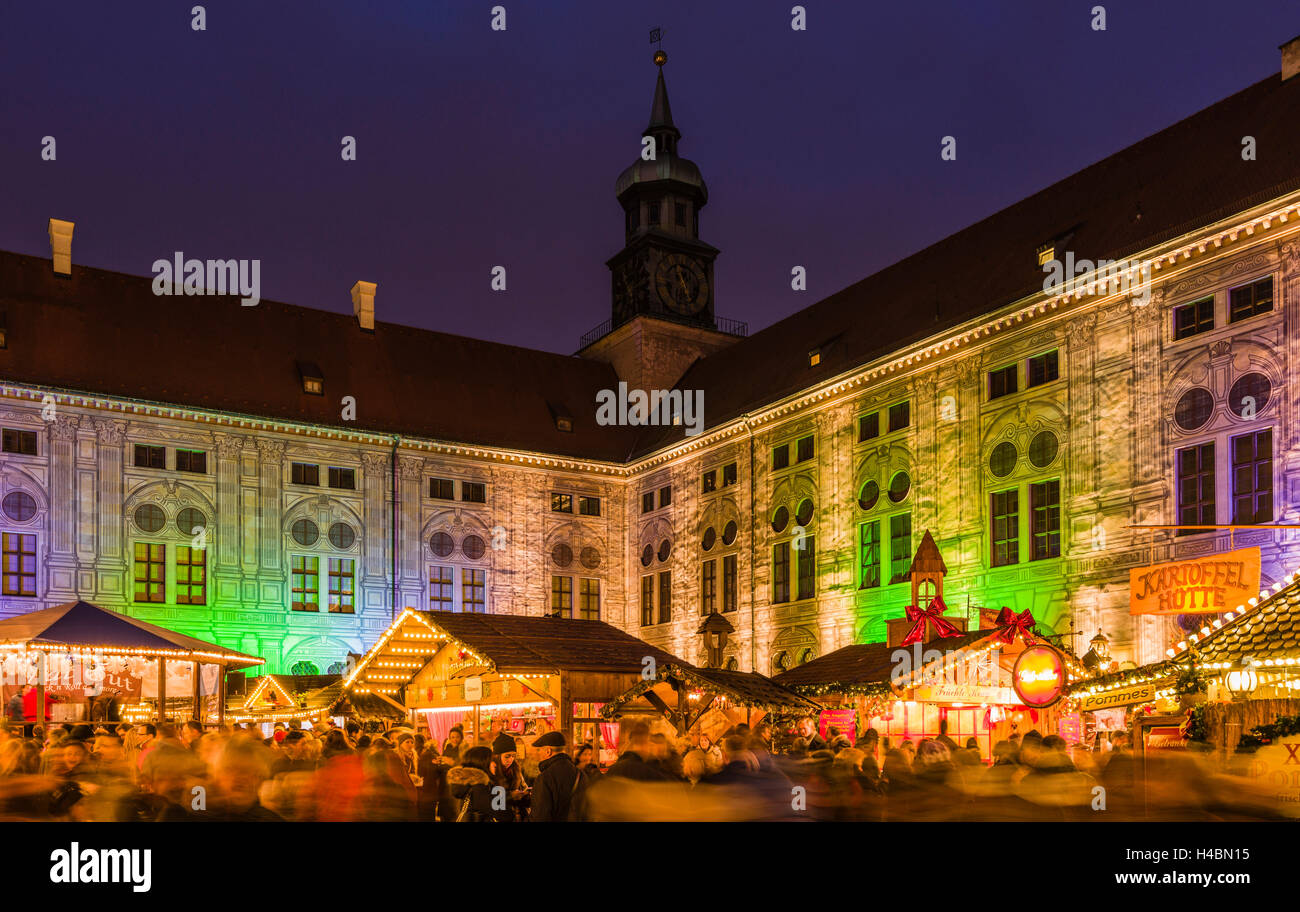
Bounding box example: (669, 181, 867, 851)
(1183, 703, 1211, 743)
(1173, 664, 1207, 696)
(1236, 712, 1300, 751)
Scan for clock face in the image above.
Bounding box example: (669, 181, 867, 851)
(655, 253, 709, 315)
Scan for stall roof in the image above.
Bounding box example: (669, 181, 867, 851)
(228, 674, 405, 721)
(1177, 570, 1300, 667)
(601, 663, 823, 717)
(0, 601, 263, 668)
(773, 630, 994, 696)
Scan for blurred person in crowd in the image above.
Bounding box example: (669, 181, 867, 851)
(573, 742, 602, 784)
(530, 731, 587, 822)
(648, 732, 683, 780)
(416, 737, 452, 822)
(448, 745, 512, 822)
(7, 687, 28, 722)
(796, 717, 827, 752)
(209, 737, 281, 821)
(141, 743, 207, 822)
(606, 721, 673, 781)
(681, 749, 708, 786)
(180, 720, 204, 753)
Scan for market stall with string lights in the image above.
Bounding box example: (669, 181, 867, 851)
(223, 673, 405, 731)
(774, 532, 1084, 759)
(343, 609, 681, 764)
(0, 600, 261, 727)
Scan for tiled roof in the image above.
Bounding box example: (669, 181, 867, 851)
(600, 662, 822, 716)
(5, 74, 1300, 461)
(418, 610, 683, 674)
(1194, 575, 1300, 665)
(773, 630, 992, 693)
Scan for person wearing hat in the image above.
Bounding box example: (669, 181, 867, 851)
(529, 731, 587, 822)
(491, 731, 529, 820)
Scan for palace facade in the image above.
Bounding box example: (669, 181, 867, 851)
(4, 44, 1300, 675)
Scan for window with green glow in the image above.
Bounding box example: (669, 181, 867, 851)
(291, 555, 319, 611)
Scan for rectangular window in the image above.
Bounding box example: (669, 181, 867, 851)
(991, 490, 1019, 568)
(797, 534, 816, 601)
(658, 486, 672, 509)
(291, 463, 320, 486)
(858, 412, 880, 443)
(1229, 276, 1273, 322)
(1, 429, 38, 456)
(133, 444, 165, 469)
(328, 558, 355, 613)
(1029, 480, 1061, 561)
(773, 542, 790, 604)
(429, 565, 453, 609)
(859, 520, 882, 589)
(578, 495, 601, 516)
(578, 578, 600, 621)
(291, 555, 319, 611)
(701, 559, 717, 615)
(889, 513, 912, 584)
(1, 533, 37, 597)
(176, 546, 206, 605)
(133, 542, 166, 603)
(461, 481, 486, 503)
(1176, 443, 1215, 534)
(988, 365, 1018, 400)
(722, 463, 738, 487)
(462, 568, 486, 613)
(722, 554, 737, 613)
(641, 576, 655, 626)
(551, 492, 573, 513)
(657, 571, 671, 624)
(702, 470, 717, 494)
(1173, 297, 1214, 339)
(796, 435, 815, 463)
(1027, 351, 1059, 388)
(550, 575, 573, 618)
(641, 492, 655, 514)
(674, 202, 686, 227)
(328, 467, 356, 490)
(772, 444, 790, 471)
(429, 477, 455, 500)
(175, 449, 206, 474)
(888, 401, 911, 433)
(1232, 429, 1273, 524)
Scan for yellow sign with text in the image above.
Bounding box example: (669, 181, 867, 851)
(1076, 679, 1169, 712)
(1129, 547, 1261, 616)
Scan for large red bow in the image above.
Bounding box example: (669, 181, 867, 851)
(992, 607, 1037, 646)
(900, 597, 962, 646)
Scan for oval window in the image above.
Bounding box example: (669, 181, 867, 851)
(431, 531, 454, 558)
(990, 441, 1018, 477)
(1174, 388, 1214, 431)
(888, 472, 911, 504)
(858, 481, 880, 511)
(702, 527, 717, 551)
(1028, 431, 1058, 468)
(292, 519, 319, 547)
(329, 522, 356, 549)
(641, 544, 654, 567)
(795, 499, 814, 527)
(771, 506, 790, 533)
(462, 534, 486, 560)
(722, 521, 738, 545)
(2, 491, 37, 522)
(134, 504, 165, 534)
(658, 539, 672, 562)
(1228, 372, 1271, 418)
(176, 507, 206, 536)
(580, 546, 601, 569)
(552, 543, 573, 567)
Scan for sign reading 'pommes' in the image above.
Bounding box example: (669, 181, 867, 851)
(1129, 546, 1261, 616)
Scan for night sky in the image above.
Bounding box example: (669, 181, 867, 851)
(2, 1, 1295, 354)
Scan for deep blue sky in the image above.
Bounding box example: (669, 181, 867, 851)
(2, 1, 1296, 353)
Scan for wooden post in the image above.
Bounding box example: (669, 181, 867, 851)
(217, 667, 227, 725)
(157, 657, 167, 721)
(191, 661, 201, 721)
(559, 673, 573, 746)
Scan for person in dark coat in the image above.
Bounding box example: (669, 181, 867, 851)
(447, 746, 511, 822)
(491, 732, 530, 820)
(605, 721, 673, 781)
(529, 731, 588, 822)
(416, 740, 452, 821)
(796, 717, 827, 752)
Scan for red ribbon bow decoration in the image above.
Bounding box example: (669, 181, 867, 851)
(900, 597, 962, 646)
(992, 607, 1037, 646)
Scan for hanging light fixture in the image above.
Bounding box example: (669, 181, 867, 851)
(1223, 657, 1258, 700)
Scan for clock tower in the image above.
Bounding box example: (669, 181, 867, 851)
(607, 50, 719, 330)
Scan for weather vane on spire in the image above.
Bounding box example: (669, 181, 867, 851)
(650, 27, 666, 66)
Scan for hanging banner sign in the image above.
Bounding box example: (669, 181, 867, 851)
(1076, 679, 1170, 712)
(1012, 646, 1064, 708)
(1129, 546, 1261, 616)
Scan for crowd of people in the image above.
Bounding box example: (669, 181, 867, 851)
(0, 712, 1284, 821)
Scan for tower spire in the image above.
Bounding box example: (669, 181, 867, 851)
(645, 50, 680, 155)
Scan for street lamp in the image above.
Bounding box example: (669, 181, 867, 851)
(1223, 657, 1258, 700)
(1090, 630, 1111, 663)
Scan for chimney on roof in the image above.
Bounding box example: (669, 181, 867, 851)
(1283, 34, 1300, 81)
(350, 281, 376, 332)
(48, 219, 75, 276)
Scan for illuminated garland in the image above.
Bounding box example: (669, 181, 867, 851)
(600, 664, 820, 719)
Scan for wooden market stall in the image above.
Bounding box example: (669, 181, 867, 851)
(598, 661, 822, 741)
(343, 609, 681, 764)
(223, 673, 405, 731)
(0, 600, 262, 727)
(774, 531, 1082, 759)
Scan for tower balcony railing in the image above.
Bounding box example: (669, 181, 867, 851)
(579, 313, 748, 349)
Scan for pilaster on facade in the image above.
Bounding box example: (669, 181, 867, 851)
(256, 438, 285, 574)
